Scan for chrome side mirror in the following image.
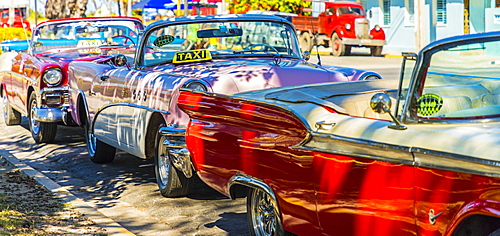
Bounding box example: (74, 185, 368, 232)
(114, 54, 130, 69)
(370, 92, 406, 130)
(370, 92, 392, 114)
(302, 51, 311, 61)
(33, 40, 43, 48)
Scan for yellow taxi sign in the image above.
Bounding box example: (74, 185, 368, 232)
(77, 40, 103, 48)
(173, 49, 212, 64)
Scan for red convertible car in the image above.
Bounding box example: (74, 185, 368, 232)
(66, 14, 382, 198)
(179, 32, 500, 235)
(0, 16, 144, 143)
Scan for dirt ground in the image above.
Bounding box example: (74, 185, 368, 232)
(0, 156, 107, 235)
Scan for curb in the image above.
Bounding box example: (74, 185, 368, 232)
(0, 149, 135, 235)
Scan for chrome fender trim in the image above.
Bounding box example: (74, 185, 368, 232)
(159, 126, 194, 178)
(227, 172, 277, 202)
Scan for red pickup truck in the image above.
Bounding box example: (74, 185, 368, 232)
(293, 1, 385, 56)
(1, 9, 30, 31)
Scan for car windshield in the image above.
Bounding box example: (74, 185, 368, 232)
(337, 6, 364, 16)
(32, 19, 143, 53)
(415, 40, 500, 120)
(142, 20, 301, 67)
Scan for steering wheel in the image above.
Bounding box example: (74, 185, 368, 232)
(246, 44, 279, 53)
(110, 35, 135, 46)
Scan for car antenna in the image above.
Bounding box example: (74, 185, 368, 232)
(18, 8, 31, 52)
(309, 19, 321, 66)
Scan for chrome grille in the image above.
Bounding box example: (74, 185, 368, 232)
(355, 18, 370, 39)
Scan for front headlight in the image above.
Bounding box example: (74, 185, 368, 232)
(184, 81, 207, 92)
(345, 23, 352, 30)
(43, 68, 62, 86)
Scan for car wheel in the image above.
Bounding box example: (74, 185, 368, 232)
(85, 113, 115, 163)
(154, 122, 193, 198)
(28, 93, 57, 143)
(299, 32, 312, 52)
(370, 46, 383, 57)
(344, 45, 352, 56)
(247, 188, 289, 236)
(2, 92, 21, 125)
(490, 228, 500, 236)
(330, 32, 345, 57)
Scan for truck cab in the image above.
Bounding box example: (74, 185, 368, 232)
(0, 9, 30, 31)
(293, 1, 385, 56)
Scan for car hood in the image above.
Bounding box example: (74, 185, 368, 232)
(149, 57, 350, 94)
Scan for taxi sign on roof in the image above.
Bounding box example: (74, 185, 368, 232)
(173, 49, 212, 64)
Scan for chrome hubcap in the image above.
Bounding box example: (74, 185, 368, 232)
(86, 120, 97, 156)
(2, 95, 7, 119)
(252, 190, 277, 236)
(157, 136, 170, 186)
(30, 99, 40, 134)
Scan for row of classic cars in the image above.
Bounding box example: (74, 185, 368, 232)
(64, 14, 381, 198)
(179, 32, 500, 235)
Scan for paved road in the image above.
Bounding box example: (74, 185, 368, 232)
(0, 54, 402, 235)
(311, 49, 403, 80)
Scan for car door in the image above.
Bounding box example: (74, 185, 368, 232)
(310, 128, 416, 235)
(92, 67, 141, 153)
(94, 66, 176, 158)
(10, 53, 31, 112)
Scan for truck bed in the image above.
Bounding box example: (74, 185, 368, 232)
(292, 16, 324, 34)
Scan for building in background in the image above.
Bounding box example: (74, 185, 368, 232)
(354, 0, 500, 54)
(0, 0, 29, 22)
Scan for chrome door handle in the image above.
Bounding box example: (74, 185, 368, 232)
(315, 121, 336, 131)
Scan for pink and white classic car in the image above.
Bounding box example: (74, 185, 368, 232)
(178, 32, 500, 235)
(0, 16, 144, 143)
(66, 14, 382, 197)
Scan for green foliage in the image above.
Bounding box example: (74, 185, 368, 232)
(0, 210, 25, 229)
(0, 194, 25, 232)
(228, 0, 311, 15)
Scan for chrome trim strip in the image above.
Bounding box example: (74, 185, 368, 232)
(299, 132, 414, 165)
(97, 102, 171, 115)
(412, 148, 500, 178)
(228, 173, 277, 202)
(302, 132, 500, 178)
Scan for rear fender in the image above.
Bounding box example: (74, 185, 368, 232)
(228, 172, 276, 201)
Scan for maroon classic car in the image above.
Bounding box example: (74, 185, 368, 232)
(0, 16, 143, 143)
(179, 32, 500, 235)
(65, 14, 382, 198)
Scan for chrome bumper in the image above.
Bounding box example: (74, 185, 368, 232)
(343, 38, 386, 47)
(159, 126, 194, 178)
(33, 86, 71, 123)
(32, 106, 68, 123)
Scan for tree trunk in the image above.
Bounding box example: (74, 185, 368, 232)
(45, 0, 88, 19)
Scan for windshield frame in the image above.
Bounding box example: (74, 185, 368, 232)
(135, 15, 302, 69)
(400, 32, 500, 125)
(29, 17, 144, 54)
